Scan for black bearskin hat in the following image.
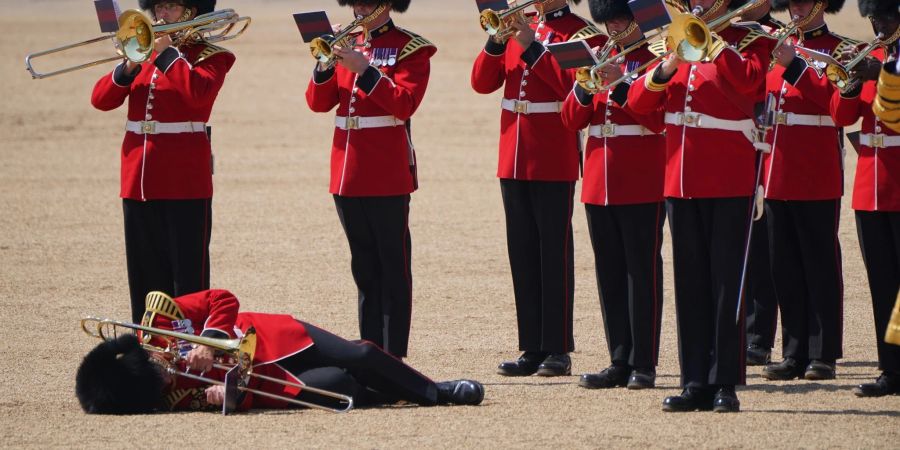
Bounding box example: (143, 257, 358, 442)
(139, 0, 217, 16)
(336, 0, 412, 13)
(858, 0, 900, 16)
(589, 0, 633, 22)
(75, 334, 165, 414)
(771, 0, 845, 13)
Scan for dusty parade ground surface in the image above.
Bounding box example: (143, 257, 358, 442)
(1, 0, 897, 447)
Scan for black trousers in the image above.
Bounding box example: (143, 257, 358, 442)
(333, 195, 413, 358)
(123, 199, 212, 324)
(279, 322, 437, 407)
(585, 202, 665, 369)
(766, 199, 843, 362)
(666, 197, 750, 387)
(500, 179, 576, 353)
(855, 210, 900, 373)
(746, 213, 778, 350)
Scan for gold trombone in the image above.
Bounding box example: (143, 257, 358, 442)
(309, 3, 388, 70)
(480, 0, 548, 42)
(25, 9, 250, 79)
(80, 315, 355, 413)
(795, 34, 885, 91)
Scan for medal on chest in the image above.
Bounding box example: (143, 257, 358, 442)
(369, 47, 398, 67)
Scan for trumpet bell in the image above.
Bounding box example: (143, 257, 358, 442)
(826, 65, 850, 90)
(116, 10, 155, 63)
(667, 14, 710, 62)
(480, 10, 503, 36)
(309, 35, 335, 64)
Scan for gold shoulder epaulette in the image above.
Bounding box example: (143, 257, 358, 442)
(831, 35, 862, 59)
(397, 28, 435, 62)
(194, 43, 232, 64)
(737, 29, 770, 51)
(141, 291, 184, 327)
(648, 40, 667, 57)
(569, 25, 603, 42)
(732, 21, 764, 33)
(164, 388, 213, 411)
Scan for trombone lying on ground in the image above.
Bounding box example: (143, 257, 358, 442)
(80, 315, 354, 414)
(25, 8, 250, 79)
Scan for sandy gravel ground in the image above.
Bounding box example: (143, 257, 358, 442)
(1, 0, 897, 448)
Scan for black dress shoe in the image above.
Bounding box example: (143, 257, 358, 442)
(437, 380, 485, 405)
(627, 368, 656, 390)
(746, 345, 772, 366)
(536, 353, 572, 377)
(497, 351, 547, 376)
(713, 385, 740, 413)
(578, 365, 630, 389)
(662, 387, 714, 412)
(853, 372, 900, 397)
(763, 357, 806, 380)
(804, 360, 836, 380)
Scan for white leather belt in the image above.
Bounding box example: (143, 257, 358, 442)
(334, 115, 404, 130)
(501, 98, 561, 114)
(773, 112, 835, 127)
(665, 112, 754, 133)
(126, 120, 206, 135)
(588, 123, 657, 138)
(861, 133, 900, 148)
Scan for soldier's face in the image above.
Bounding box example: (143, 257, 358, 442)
(352, 2, 389, 17)
(605, 16, 633, 37)
(154, 2, 188, 23)
(870, 14, 900, 39)
(788, 0, 820, 20)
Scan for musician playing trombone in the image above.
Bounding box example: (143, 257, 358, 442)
(91, 0, 236, 325)
(759, 0, 854, 383)
(627, 0, 772, 412)
(829, 0, 900, 397)
(76, 289, 484, 413)
(471, 0, 606, 378)
(560, 0, 667, 391)
(305, 0, 436, 359)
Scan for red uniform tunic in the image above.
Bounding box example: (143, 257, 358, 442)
(305, 21, 436, 197)
(140, 289, 313, 411)
(471, 6, 606, 181)
(831, 48, 900, 211)
(628, 25, 770, 198)
(91, 43, 235, 200)
(762, 26, 857, 200)
(560, 44, 666, 205)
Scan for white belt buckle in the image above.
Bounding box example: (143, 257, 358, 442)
(601, 123, 616, 137)
(514, 100, 529, 114)
(774, 112, 788, 126)
(683, 112, 700, 127)
(872, 134, 885, 148)
(141, 120, 157, 134)
(345, 116, 360, 130)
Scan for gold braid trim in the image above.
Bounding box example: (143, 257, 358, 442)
(141, 291, 184, 328)
(397, 29, 435, 62)
(648, 40, 667, 57)
(831, 35, 862, 59)
(569, 25, 603, 42)
(737, 29, 770, 52)
(194, 43, 232, 64)
(164, 388, 211, 411)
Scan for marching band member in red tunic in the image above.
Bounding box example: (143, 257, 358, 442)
(561, 0, 666, 390)
(305, 0, 436, 358)
(761, 0, 855, 383)
(830, 0, 900, 397)
(91, 0, 236, 325)
(472, 0, 606, 378)
(628, 0, 771, 412)
(75, 289, 484, 413)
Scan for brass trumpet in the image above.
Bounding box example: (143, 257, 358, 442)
(81, 315, 354, 413)
(827, 35, 884, 91)
(480, 0, 547, 42)
(768, 16, 801, 70)
(25, 9, 250, 79)
(309, 3, 388, 70)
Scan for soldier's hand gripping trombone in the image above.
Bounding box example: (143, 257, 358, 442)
(80, 315, 354, 414)
(25, 8, 250, 79)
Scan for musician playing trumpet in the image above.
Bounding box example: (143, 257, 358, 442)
(760, 0, 855, 383)
(305, 0, 436, 359)
(560, 0, 666, 391)
(76, 289, 484, 413)
(829, 0, 900, 398)
(471, 0, 606, 378)
(91, 0, 237, 325)
(627, 0, 772, 413)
